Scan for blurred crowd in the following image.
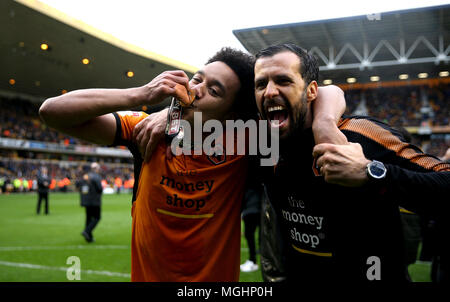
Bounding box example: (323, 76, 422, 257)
(0, 96, 95, 146)
(345, 84, 449, 127)
(0, 156, 134, 194)
(424, 135, 450, 159)
(0, 95, 136, 194)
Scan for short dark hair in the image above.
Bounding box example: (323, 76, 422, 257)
(255, 43, 319, 85)
(206, 47, 257, 121)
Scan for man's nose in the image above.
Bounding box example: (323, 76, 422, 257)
(263, 81, 279, 99)
(191, 83, 204, 100)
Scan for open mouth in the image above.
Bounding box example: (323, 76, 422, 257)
(266, 105, 288, 128)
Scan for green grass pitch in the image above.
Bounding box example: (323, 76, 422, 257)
(0, 193, 428, 282)
(0, 192, 262, 282)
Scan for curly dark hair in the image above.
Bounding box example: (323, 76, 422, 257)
(255, 43, 319, 85)
(206, 47, 257, 121)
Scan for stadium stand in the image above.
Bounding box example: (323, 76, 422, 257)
(1, 95, 87, 145)
(0, 94, 135, 194)
(344, 85, 450, 127)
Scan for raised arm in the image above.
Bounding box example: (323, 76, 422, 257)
(312, 85, 348, 145)
(312, 117, 450, 217)
(39, 70, 190, 146)
(40, 88, 142, 145)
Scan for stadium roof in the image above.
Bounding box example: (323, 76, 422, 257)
(233, 4, 450, 85)
(0, 0, 197, 104)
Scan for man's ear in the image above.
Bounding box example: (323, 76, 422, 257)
(306, 80, 318, 103)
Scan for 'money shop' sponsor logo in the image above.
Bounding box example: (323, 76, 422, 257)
(160, 175, 215, 211)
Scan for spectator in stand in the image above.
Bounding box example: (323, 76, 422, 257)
(114, 176, 123, 194)
(36, 166, 50, 215)
(13, 178, 21, 192)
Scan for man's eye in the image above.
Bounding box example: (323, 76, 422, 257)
(191, 77, 202, 83)
(208, 87, 218, 96)
(255, 81, 267, 90)
(277, 78, 291, 85)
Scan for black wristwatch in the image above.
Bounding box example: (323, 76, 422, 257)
(366, 160, 387, 181)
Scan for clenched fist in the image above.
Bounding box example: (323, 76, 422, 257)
(312, 142, 371, 187)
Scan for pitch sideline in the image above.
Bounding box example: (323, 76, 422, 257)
(0, 260, 130, 278)
(0, 245, 129, 251)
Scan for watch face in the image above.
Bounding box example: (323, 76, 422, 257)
(368, 161, 387, 179)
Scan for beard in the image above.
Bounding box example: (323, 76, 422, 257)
(281, 90, 308, 141)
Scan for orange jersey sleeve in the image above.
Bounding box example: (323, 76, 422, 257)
(114, 111, 148, 143)
(112, 111, 148, 204)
